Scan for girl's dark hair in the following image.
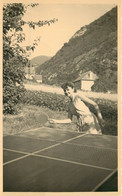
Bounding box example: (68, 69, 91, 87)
(61, 82, 77, 93)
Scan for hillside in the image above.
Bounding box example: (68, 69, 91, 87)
(36, 7, 117, 92)
(30, 55, 51, 67)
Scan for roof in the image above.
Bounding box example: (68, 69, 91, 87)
(74, 71, 98, 82)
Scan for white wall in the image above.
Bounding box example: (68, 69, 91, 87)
(82, 80, 94, 91)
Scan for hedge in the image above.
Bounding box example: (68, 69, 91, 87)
(21, 90, 117, 121)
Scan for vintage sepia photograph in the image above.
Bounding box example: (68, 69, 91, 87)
(2, 0, 119, 194)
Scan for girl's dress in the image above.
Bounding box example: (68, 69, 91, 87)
(68, 94, 102, 134)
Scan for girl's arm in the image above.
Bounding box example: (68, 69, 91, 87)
(49, 118, 72, 124)
(79, 94, 104, 126)
(79, 93, 97, 106)
(49, 104, 73, 124)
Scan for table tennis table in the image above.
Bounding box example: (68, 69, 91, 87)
(3, 127, 117, 192)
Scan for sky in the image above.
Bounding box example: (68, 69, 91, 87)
(22, 3, 116, 59)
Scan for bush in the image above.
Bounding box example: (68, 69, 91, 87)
(21, 90, 69, 111)
(21, 90, 117, 135)
(3, 84, 26, 114)
(22, 90, 117, 118)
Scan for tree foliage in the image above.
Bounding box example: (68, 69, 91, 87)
(3, 3, 57, 114)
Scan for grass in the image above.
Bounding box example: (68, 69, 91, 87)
(3, 104, 77, 136)
(3, 102, 117, 136)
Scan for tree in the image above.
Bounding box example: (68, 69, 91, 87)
(3, 3, 57, 114)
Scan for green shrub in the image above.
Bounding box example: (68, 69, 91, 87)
(22, 90, 117, 119)
(21, 90, 117, 135)
(3, 83, 25, 114)
(21, 90, 69, 111)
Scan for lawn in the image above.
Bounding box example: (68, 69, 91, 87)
(3, 104, 77, 136)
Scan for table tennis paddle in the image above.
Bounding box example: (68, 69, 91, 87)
(34, 112, 50, 126)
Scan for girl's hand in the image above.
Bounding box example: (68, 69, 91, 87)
(99, 118, 105, 127)
(49, 119, 56, 124)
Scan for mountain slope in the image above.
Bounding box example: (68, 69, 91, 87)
(36, 7, 117, 92)
(30, 55, 51, 67)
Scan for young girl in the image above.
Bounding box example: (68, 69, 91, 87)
(49, 82, 104, 134)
